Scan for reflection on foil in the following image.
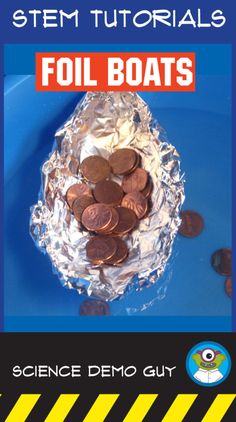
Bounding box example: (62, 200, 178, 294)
(126, 285, 168, 315)
(125, 266, 174, 315)
(30, 92, 185, 301)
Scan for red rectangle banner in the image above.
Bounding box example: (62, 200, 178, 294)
(36, 52, 196, 92)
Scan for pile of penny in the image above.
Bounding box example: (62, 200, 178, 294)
(66, 148, 153, 266)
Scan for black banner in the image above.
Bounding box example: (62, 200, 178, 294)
(0, 333, 235, 420)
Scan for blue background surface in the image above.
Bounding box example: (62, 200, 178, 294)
(4, 44, 232, 331)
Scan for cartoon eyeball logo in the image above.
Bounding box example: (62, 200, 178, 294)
(186, 342, 231, 386)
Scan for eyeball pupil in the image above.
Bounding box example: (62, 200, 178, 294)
(206, 353, 212, 359)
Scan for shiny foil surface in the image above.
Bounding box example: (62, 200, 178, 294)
(30, 92, 185, 301)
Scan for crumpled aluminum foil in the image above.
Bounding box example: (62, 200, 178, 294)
(30, 92, 185, 301)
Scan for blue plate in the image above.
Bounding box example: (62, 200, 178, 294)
(4, 75, 231, 322)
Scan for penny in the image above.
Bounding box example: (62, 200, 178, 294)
(109, 148, 137, 175)
(225, 277, 232, 298)
(106, 237, 128, 265)
(122, 168, 148, 193)
(69, 157, 79, 174)
(86, 235, 117, 262)
(72, 195, 96, 222)
(81, 203, 113, 232)
(211, 248, 232, 276)
(141, 177, 153, 198)
(125, 153, 141, 175)
(79, 300, 110, 316)
(113, 207, 138, 235)
(93, 180, 124, 206)
(178, 210, 204, 238)
(80, 156, 110, 183)
(66, 183, 93, 208)
(97, 207, 119, 234)
(122, 191, 148, 219)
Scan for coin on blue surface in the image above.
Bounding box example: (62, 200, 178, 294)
(178, 210, 204, 238)
(211, 248, 232, 276)
(79, 300, 110, 316)
(225, 277, 232, 298)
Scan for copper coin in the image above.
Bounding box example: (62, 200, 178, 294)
(86, 235, 117, 262)
(97, 207, 119, 234)
(122, 191, 148, 219)
(80, 156, 110, 183)
(178, 210, 204, 238)
(79, 300, 110, 316)
(69, 157, 79, 174)
(82, 203, 113, 232)
(66, 183, 93, 208)
(225, 277, 232, 298)
(125, 153, 141, 175)
(122, 168, 148, 193)
(113, 207, 138, 235)
(211, 248, 232, 276)
(106, 237, 128, 265)
(141, 177, 153, 198)
(93, 180, 123, 206)
(109, 148, 137, 175)
(72, 196, 96, 222)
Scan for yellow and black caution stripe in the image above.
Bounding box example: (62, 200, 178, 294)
(1, 393, 235, 421)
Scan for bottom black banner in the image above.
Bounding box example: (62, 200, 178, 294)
(0, 333, 235, 421)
